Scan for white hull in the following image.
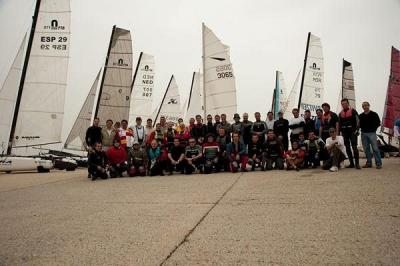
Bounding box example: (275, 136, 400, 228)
(0, 156, 53, 173)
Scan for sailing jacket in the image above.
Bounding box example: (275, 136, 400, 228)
(85, 126, 102, 147)
(106, 146, 127, 165)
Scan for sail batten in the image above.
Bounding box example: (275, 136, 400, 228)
(9, 0, 71, 155)
(64, 68, 101, 151)
(298, 33, 324, 116)
(202, 23, 237, 120)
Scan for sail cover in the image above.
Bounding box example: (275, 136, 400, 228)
(203, 23, 237, 120)
(154, 75, 181, 124)
(0, 34, 26, 154)
(129, 52, 155, 124)
(64, 69, 101, 151)
(186, 71, 203, 120)
(298, 33, 324, 116)
(342, 59, 356, 108)
(12, 0, 71, 153)
(96, 26, 133, 127)
(283, 69, 301, 119)
(382, 46, 400, 134)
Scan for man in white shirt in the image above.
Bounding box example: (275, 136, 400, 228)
(289, 108, 305, 143)
(323, 128, 347, 172)
(131, 117, 147, 148)
(266, 111, 275, 131)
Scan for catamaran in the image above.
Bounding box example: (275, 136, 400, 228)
(153, 75, 181, 125)
(129, 52, 155, 125)
(298, 32, 324, 117)
(202, 23, 237, 120)
(0, 0, 71, 172)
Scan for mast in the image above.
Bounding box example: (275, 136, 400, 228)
(153, 75, 174, 126)
(273, 70, 279, 118)
(187, 72, 196, 111)
(130, 52, 143, 93)
(202, 22, 207, 119)
(7, 0, 41, 155)
(94, 25, 116, 118)
(297, 32, 311, 110)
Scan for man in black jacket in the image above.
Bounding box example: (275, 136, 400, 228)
(205, 114, 217, 137)
(339, 98, 361, 169)
(88, 142, 108, 181)
(274, 111, 289, 151)
(303, 110, 316, 139)
(359, 101, 382, 169)
(190, 115, 207, 143)
(85, 117, 102, 150)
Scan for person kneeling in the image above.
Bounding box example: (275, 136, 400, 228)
(147, 140, 165, 176)
(227, 133, 248, 173)
(202, 134, 220, 174)
(167, 138, 186, 175)
(304, 131, 325, 168)
(248, 134, 263, 171)
(285, 141, 305, 171)
(262, 130, 285, 170)
(184, 138, 203, 175)
(323, 128, 347, 172)
(128, 141, 148, 177)
(107, 138, 128, 177)
(88, 142, 108, 181)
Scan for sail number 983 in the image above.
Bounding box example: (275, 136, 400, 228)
(216, 64, 233, 79)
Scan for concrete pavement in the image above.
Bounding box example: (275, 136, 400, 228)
(0, 159, 399, 265)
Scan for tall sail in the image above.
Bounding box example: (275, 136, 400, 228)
(272, 71, 287, 118)
(342, 59, 356, 108)
(64, 69, 101, 151)
(382, 46, 400, 135)
(154, 75, 181, 124)
(9, 0, 71, 155)
(298, 33, 324, 117)
(202, 23, 237, 120)
(283, 69, 301, 119)
(129, 52, 155, 124)
(0, 34, 26, 154)
(186, 71, 203, 120)
(95, 26, 133, 127)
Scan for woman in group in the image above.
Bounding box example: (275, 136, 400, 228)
(147, 139, 165, 176)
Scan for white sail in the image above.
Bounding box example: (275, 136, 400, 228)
(11, 0, 71, 154)
(298, 33, 324, 116)
(64, 68, 101, 151)
(0, 34, 26, 154)
(278, 72, 287, 112)
(96, 26, 133, 127)
(342, 59, 356, 108)
(283, 69, 301, 119)
(129, 52, 155, 125)
(273, 71, 287, 118)
(154, 75, 181, 124)
(202, 23, 237, 120)
(186, 71, 203, 120)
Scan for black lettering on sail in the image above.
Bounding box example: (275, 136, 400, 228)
(51, 20, 58, 28)
(312, 63, 317, 69)
(118, 59, 124, 65)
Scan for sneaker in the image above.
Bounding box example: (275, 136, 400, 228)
(329, 166, 338, 172)
(376, 165, 382, 169)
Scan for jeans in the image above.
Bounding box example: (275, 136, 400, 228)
(361, 132, 382, 166)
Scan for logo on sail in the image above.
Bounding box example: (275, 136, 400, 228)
(168, 98, 178, 104)
(310, 62, 321, 71)
(114, 59, 128, 67)
(210, 57, 226, 61)
(44, 20, 65, 30)
(142, 65, 153, 72)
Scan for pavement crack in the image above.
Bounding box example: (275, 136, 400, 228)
(159, 173, 243, 266)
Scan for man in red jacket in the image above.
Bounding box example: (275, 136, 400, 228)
(107, 138, 128, 177)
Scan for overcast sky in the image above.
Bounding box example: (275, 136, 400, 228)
(0, 0, 399, 141)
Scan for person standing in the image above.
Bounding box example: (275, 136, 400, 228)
(190, 115, 207, 143)
(320, 103, 339, 142)
(359, 101, 382, 169)
(216, 127, 231, 171)
(214, 115, 222, 131)
(339, 98, 361, 169)
(314, 109, 323, 136)
(251, 112, 267, 143)
(145, 118, 154, 137)
(132, 117, 147, 148)
(265, 111, 275, 131)
(231, 113, 244, 137)
(116, 119, 133, 151)
(288, 108, 305, 143)
(220, 114, 232, 137)
(101, 119, 116, 151)
(159, 116, 168, 134)
(85, 117, 102, 151)
(303, 110, 316, 139)
(242, 113, 253, 145)
(273, 111, 289, 151)
(205, 114, 217, 137)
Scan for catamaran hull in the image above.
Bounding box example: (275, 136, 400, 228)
(0, 157, 53, 173)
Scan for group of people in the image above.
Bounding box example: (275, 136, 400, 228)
(85, 98, 385, 180)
